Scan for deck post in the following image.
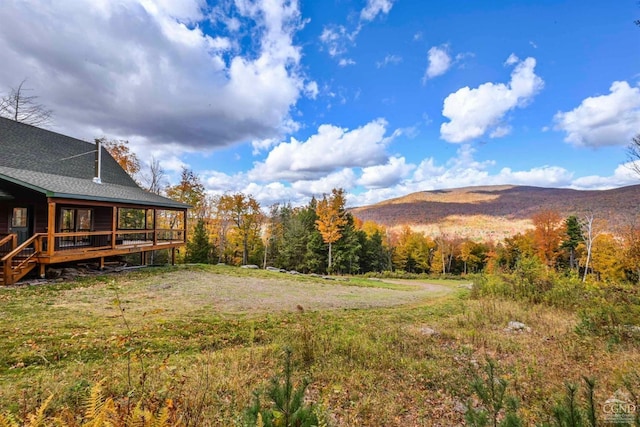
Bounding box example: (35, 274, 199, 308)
(47, 200, 55, 256)
(99, 257, 104, 270)
(3, 262, 13, 285)
(171, 247, 175, 265)
(153, 209, 158, 246)
(39, 263, 46, 278)
(111, 207, 117, 249)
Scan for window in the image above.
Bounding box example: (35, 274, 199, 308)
(60, 208, 93, 232)
(118, 208, 146, 229)
(77, 209, 92, 232)
(146, 209, 154, 230)
(59, 207, 93, 247)
(11, 207, 27, 228)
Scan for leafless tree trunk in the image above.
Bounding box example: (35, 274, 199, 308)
(0, 79, 52, 126)
(581, 212, 600, 282)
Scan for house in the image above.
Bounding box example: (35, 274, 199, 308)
(0, 117, 189, 285)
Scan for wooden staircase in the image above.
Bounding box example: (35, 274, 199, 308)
(0, 234, 41, 285)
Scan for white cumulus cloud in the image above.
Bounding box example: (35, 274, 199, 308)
(361, 0, 395, 21)
(358, 156, 415, 188)
(570, 162, 639, 189)
(0, 0, 311, 151)
(553, 81, 640, 147)
(440, 55, 544, 143)
(424, 45, 452, 81)
(291, 169, 357, 196)
(250, 119, 391, 181)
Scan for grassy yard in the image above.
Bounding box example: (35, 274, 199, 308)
(0, 265, 638, 426)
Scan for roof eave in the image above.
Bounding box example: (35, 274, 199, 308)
(48, 192, 190, 209)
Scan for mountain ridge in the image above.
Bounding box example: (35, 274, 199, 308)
(351, 184, 640, 241)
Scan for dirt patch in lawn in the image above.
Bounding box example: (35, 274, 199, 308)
(53, 269, 455, 317)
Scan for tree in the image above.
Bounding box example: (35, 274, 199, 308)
(165, 167, 206, 219)
(142, 156, 166, 194)
(218, 193, 262, 265)
(531, 209, 564, 269)
(280, 202, 320, 272)
(165, 167, 207, 249)
(315, 188, 348, 273)
(561, 215, 583, 271)
(0, 79, 52, 126)
(331, 213, 362, 274)
(97, 137, 141, 178)
(627, 134, 640, 177)
(185, 219, 212, 263)
(392, 226, 434, 273)
(580, 211, 602, 282)
(588, 233, 624, 282)
(621, 219, 640, 284)
(460, 240, 488, 274)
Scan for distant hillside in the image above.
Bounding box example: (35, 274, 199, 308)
(351, 185, 640, 241)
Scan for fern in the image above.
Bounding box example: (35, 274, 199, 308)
(151, 405, 170, 427)
(83, 380, 107, 421)
(26, 394, 54, 427)
(0, 413, 19, 427)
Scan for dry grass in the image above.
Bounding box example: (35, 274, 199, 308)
(0, 265, 637, 426)
(52, 267, 453, 316)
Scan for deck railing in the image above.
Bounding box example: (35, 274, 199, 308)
(0, 233, 17, 258)
(1, 233, 43, 285)
(48, 229, 185, 252)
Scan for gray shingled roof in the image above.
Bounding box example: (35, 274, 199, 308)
(0, 118, 188, 209)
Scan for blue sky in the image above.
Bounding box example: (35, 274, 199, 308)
(0, 0, 638, 207)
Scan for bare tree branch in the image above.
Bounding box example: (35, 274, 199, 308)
(0, 79, 53, 126)
(142, 156, 167, 195)
(626, 134, 640, 177)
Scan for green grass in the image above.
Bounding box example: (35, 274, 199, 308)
(0, 266, 638, 426)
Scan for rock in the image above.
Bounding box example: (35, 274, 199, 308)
(46, 268, 62, 279)
(419, 326, 438, 336)
(322, 275, 335, 280)
(623, 325, 640, 335)
(458, 283, 473, 290)
(505, 321, 531, 333)
(241, 264, 260, 269)
(266, 266, 281, 271)
(148, 283, 171, 291)
(453, 400, 467, 414)
(288, 270, 300, 275)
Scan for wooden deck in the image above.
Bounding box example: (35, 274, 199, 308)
(0, 231, 185, 285)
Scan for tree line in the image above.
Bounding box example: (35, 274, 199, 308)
(98, 137, 640, 281)
(157, 165, 640, 283)
(101, 138, 640, 280)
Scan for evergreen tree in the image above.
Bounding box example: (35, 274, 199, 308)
(365, 230, 390, 272)
(562, 215, 583, 271)
(332, 214, 362, 274)
(305, 231, 327, 273)
(185, 219, 212, 263)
